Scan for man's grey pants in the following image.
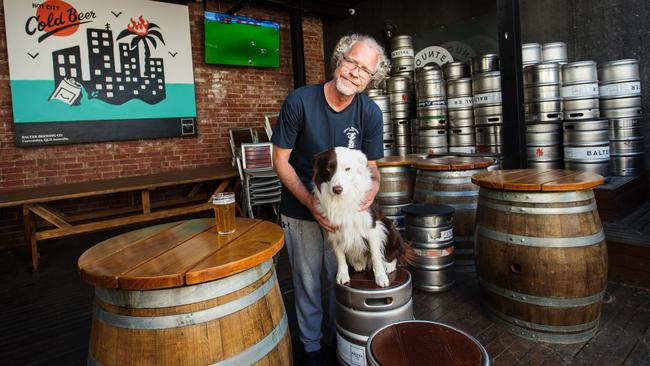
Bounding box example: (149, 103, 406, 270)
(281, 214, 338, 353)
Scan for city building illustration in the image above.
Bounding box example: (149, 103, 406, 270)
(50, 18, 166, 106)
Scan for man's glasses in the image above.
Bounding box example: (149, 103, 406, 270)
(340, 56, 375, 79)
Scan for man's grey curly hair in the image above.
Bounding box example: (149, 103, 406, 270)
(330, 34, 391, 88)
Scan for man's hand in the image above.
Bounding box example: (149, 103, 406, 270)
(308, 196, 337, 233)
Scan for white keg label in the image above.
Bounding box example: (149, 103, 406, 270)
(418, 99, 447, 108)
(449, 146, 476, 153)
(428, 228, 453, 241)
(391, 49, 414, 58)
(337, 333, 365, 366)
(447, 97, 473, 109)
(473, 92, 502, 105)
(564, 146, 610, 160)
(561, 83, 599, 98)
(599, 81, 641, 97)
(413, 247, 454, 257)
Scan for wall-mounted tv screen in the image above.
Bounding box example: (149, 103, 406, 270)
(204, 11, 280, 68)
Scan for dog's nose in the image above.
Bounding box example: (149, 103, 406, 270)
(332, 185, 343, 195)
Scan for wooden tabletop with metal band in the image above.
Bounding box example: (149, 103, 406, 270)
(471, 169, 605, 191)
(78, 217, 284, 290)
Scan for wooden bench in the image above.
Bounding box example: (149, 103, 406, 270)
(0, 165, 240, 271)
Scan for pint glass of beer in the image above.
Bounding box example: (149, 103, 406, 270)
(213, 192, 236, 234)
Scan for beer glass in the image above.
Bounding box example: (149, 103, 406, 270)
(213, 192, 236, 234)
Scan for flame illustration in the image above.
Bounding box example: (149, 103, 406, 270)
(535, 148, 544, 157)
(128, 16, 149, 36)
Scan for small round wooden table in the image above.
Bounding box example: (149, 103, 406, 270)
(471, 169, 607, 344)
(78, 217, 290, 366)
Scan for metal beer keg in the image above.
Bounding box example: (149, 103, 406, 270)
(563, 119, 610, 176)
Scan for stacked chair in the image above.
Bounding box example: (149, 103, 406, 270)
(228, 124, 282, 220)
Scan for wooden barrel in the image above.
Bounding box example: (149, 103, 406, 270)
(412, 156, 493, 273)
(78, 218, 291, 365)
(376, 156, 416, 205)
(472, 169, 607, 344)
(366, 320, 489, 366)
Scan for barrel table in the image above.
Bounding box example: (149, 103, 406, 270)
(78, 218, 291, 366)
(366, 320, 489, 366)
(412, 156, 494, 272)
(472, 169, 607, 344)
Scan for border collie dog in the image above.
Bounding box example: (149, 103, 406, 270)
(312, 147, 412, 287)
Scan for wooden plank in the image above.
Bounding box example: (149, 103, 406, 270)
(187, 182, 203, 197)
(34, 202, 213, 241)
(78, 222, 182, 270)
(596, 306, 650, 365)
(79, 219, 213, 289)
(119, 219, 260, 289)
(541, 171, 605, 191)
(0, 165, 237, 208)
(186, 220, 284, 284)
(26, 203, 71, 229)
(470, 169, 535, 189)
(501, 169, 577, 191)
(141, 190, 150, 214)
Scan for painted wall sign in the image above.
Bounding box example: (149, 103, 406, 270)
(3, 0, 196, 146)
(414, 46, 454, 68)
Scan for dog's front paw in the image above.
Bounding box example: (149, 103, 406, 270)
(336, 271, 351, 285)
(374, 272, 390, 287)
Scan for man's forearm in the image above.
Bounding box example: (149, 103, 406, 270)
(275, 161, 313, 207)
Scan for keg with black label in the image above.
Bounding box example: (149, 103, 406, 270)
(336, 269, 413, 366)
(598, 59, 642, 119)
(403, 203, 455, 291)
(563, 119, 610, 176)
(562, 61, 600, 120)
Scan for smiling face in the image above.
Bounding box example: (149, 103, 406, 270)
(333, 41, 380, 96)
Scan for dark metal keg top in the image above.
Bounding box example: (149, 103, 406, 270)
(345, 268, 409, 290)
(402, 203, 455, 217)
(369, 321, 486, 366)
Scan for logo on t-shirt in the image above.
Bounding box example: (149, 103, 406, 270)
(344, 127, 359, 149)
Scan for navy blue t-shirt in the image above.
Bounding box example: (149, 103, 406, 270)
(271, 83, 384, 220)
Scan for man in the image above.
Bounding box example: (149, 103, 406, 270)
(271, 34, 390, 365)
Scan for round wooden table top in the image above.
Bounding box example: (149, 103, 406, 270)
(471, 169, 605, 191)
(376, 156, 414, 167)
(412, 156, 494, 171)
(369, 321, 486, 366)
(78, 218, 284, 290)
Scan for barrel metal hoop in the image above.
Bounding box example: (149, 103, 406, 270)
(479, 188, 594, 203)
(416, 177, 474, 185)
(485, 306, 599, 344)
(94, 270, 277, 329)
(478, 277, 605, 307)
(95, 260, 274, 308)
(378, 176, 413, 182)
(378, 166, 412, 173)
(477, 225, 605, 248)
(415, 190, 479, 197)
(377, 191, 412, 197)
(478, 199, 597, 215)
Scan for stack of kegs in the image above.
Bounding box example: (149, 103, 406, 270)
(367, 89, 394, 157)
(403, 203, 455, 292)
(524, 62, 563, 168)
(414, 65, 448, 154)
(471, 54, 504, 160)
(335, 270, 413, 366)
(387, 35, 417, 156)
(598, 59, 644, 175)
(541, 42, 568, 65)
(445, 63, 475, 153)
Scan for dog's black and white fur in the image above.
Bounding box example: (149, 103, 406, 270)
(312, 147, 412, 287)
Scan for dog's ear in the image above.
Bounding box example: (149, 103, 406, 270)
(312, 149, 335, 191)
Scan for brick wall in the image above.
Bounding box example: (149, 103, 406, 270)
(0, 1, 325, 249)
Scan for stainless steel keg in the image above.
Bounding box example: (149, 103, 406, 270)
(442, 62, 469, 80)
(389, 35, 415, 73)
(403, 203, 455, 292)
(524, 62, 561, 85)
(524, 100, 563, 122)
(563, 119, 610, 176)
(449, 127, 476, 151)
(598, 59, 642, 119)
(370, 95, 390, 113)
(541, 42, 568, 63)
(476, 125, 503, 146)
(609, 118, 645, 176)
(562, 61, 600, 121)
(526, 123, 562, 164)
(336, 269, 413, 366)
(470, 54, 499, 75)
(415, 65, 443, 82)
(522, 43, 542, 66)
